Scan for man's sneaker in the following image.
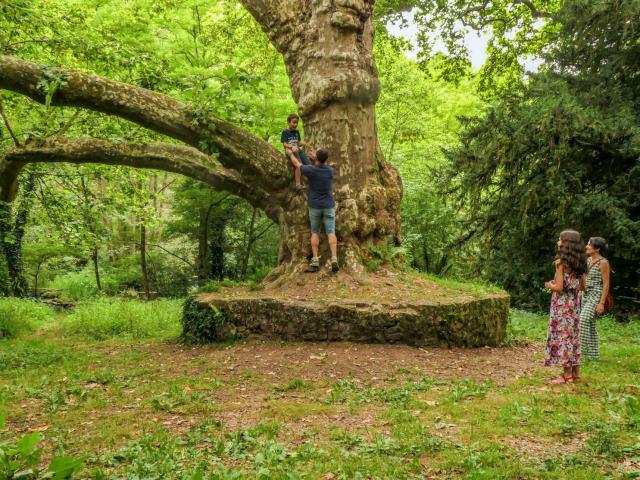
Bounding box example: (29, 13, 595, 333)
(306, 256, 320, 273)
(331, 257, 339, 273)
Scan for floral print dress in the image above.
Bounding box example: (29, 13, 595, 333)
(545, 272, 581, 367)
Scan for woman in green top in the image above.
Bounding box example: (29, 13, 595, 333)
(579, 237, 611, 362)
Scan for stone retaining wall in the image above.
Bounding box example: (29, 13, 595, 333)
(189, 293, 510, 347)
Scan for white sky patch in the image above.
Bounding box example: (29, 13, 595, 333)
(386, 10, 543, 73)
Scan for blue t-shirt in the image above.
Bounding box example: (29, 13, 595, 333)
(281, 129, 301, 149)
(301, 164, 335, 209)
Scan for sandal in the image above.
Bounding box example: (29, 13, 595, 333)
(548, 375, 573, 385)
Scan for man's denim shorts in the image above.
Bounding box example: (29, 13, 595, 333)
(308, 207, 336, 234)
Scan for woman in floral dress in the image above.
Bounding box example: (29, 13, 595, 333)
(544, 230, 587, 384)
(580, 237, 610, 361)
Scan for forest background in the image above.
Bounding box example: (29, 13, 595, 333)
(0, 0, 638, 313)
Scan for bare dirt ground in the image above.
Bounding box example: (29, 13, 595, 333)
(9, 335, 638, 477)
(41, 339, 536, 450)
(151, 338, 542, 387)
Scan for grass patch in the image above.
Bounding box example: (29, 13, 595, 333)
(0, 305, 637, 478)
(274, 378, 312, 392)
(57, 298, 181, 340)
(419, 272, 504, 297)
(509, 309, 640, 345)
(0, 339, 70, 372)
(0, 298, 55, 339)
(46, 269, 120, 301)
(265, 400, 337, 421)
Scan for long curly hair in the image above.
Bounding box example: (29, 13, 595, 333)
(556, 230, 587, 275)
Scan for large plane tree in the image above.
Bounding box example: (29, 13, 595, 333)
(0, 0, 557, 282)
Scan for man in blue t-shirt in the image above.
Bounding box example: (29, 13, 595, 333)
(290, 148, 339, 273)
(281, 113, 311, 191)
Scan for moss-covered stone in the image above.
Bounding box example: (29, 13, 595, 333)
(188, 292, 510, 347)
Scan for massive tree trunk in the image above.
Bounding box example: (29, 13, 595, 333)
(243, 0, 402, 277)
(0, 0, 402, 280)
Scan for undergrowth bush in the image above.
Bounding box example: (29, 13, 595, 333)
(111, 253, 193, 298)
(181, 297, 226, 343)
(0, 298, 54, 339)
(197, 278, 245, 293)
(47, 253, 193, 301)
(58, 298, 181, 340)
(0, 412, 83, 479)
(46, 270, 119, 301)
(246, 266, 271, 283)
(0, 255, 8, 296)
(365, 238, 406, 272)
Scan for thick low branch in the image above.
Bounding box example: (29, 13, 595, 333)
(240, 0, 288, 51)
(0, 55, 288, 187)
(2, 138, 280, 221)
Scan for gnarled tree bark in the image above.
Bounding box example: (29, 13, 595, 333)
(0, 0, 403, 279)
(242, 0, 402, 276)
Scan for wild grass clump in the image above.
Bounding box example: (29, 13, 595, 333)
(58, 298, 181, 340)
(507, 309, 640, 345)
(0, 340, 70, 372)
(46, 270, 120, 301)
(0, 298, 55, 339)
(506, 309, 548, 343)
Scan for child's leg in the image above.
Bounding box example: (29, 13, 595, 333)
(295, 166, 302, 186)
(286, 149, 302, 187)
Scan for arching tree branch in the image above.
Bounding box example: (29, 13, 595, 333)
(240, 0, 287, 40)
(1, 138, 281, 221)
(513, 0, 557, 20)
(0, 55, 288, 188)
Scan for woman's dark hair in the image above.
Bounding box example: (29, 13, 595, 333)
(556, 230, 587, 275)
(287, 113, 299, 123)
(588, 237, 608, 253)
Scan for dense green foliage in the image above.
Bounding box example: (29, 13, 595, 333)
(0, 0, 637, 313)
(181, 296, 225, 343)
(0, 0, 288, 296)
(443, 0, 640, 309)
(0, 297, 54, 339)
(0, 0, 483, 297)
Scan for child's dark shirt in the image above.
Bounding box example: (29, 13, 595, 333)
(281, 129, 301, 149)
